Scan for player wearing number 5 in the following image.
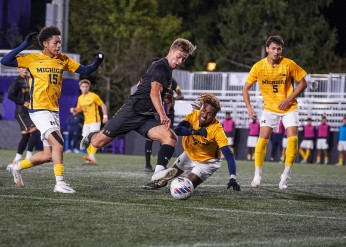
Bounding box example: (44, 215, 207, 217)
(243, 36, 307, 189)
(70, 79, 108, 164)
(1, 26, 104, 193)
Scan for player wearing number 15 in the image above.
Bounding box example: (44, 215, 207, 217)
(242, 35, 307, 190)
(0, 26, 104, 193)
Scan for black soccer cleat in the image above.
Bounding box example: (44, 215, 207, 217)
(141, 181, 167, 190)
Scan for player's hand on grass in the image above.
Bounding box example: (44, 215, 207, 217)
(227, 178, 240, 191)
(192, 127, 207, 138)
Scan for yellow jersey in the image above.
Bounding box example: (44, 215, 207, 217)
(77, 92, 104, 124)
(16, 52, 80, 111)
(247, 57, 307, 113)
(182, 110, 229, 162)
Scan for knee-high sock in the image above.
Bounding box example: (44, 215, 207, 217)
(299, 148, 305, 160)
(27, 130, 40, 152)
(156, 144, 175, 168)
(145, 140, 153, 167)
(255, 138, 269, 168)
(53, 164, 64, 182)
(285, 136, 298, 166)
(19, 159, 33, 170)
(87, 144, 98, 156)
(17, 133, 30, 154)
(304, 149, 311, 161)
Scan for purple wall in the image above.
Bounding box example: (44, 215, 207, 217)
(0, 0, 31, 49)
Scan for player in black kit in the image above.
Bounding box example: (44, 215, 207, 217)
(8, 67, 40, 164)
(80, 38, 196, 181)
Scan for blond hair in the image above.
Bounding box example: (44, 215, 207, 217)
(170, 38, 196, 55)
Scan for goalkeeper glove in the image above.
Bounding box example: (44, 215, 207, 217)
(192, 127, 207, 138)
(227, 178, 240, 191)
(25, 32, 38, 46)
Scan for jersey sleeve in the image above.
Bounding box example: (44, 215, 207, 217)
(16, 54, 32, 68)
(63, 54, 81, 72)
(94, 94, 104, 106)
(151, 65, 168, 86)
(246, 63, 259, 84)
(215, 126, 229, 148)
(76, 97, 82, 109)
(289, 61, 307, 82)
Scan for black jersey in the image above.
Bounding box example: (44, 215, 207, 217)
(8, 76, 30, 114)
(130, 58, 172, 115)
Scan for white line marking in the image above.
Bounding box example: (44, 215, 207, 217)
(1, 194, 345, 221)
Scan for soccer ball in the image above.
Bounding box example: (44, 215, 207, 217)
(170, 177, 194, 200)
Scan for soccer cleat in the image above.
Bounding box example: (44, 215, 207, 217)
(151, 167, 178, 186)
(54, 181, 76, 193)
(141, 181, 167, 190)
(279, 174, 290, 189)
(80, 135, 91, 150)
(144, 166, 155, 173)
(83, 155, 97, 164)
(250, 174, 261, 188)
(7, 164, 24, 188)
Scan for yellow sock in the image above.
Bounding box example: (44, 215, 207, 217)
(316, 156, 320, 163)
(299, 148, 305, 160)
(285, 136, 298, 166)
(339, 157, 343, 164)
(53, 164, 64, 177)
(255, 138, 268, 168)
(19, 159, 33, 170)
(87, 144, 98, 156)
(305, 149, 311, 161)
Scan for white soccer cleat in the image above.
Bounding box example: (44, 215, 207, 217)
(80, 135, 91, 150)
(151, 167, 178, 186)
(7, 163, 24, 188)
(250, 174, 261, 188)
(54, 181, 76, 193)
(279, 174, 290, 189)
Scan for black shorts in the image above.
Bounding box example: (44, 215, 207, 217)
(103, 99, 161, 138)
(15, 111, 35, 132)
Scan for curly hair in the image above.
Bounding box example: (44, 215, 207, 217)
(198, 93, 221, 112)
(38, 26, 61, 47)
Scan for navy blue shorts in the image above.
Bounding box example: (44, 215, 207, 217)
(15, 111, 35, 132)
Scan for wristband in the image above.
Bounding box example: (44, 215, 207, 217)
(103, 115, 108, 118)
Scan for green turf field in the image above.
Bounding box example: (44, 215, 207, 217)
(0, 150, 346, 247)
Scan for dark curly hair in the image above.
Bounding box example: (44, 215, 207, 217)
(198, 93, 221, 112)
(38, 26, 61, 47)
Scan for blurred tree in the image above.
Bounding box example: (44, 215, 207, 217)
(69, 0, 188, 112)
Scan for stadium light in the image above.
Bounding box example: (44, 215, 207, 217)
(207, 62, 216, 71)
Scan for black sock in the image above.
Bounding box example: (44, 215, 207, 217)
(27, 130, 40, 152)
(145, 140, 153, 167)
(156, 144, 175, 168)
(17, 134, 30, 154)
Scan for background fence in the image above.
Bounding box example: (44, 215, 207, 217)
(164, 70, 346, 131)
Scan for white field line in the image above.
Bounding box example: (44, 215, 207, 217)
(1, 194, 346, 221)
(151, 235, 346, 247)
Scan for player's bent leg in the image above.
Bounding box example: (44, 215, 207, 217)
(187, 173, 203, 188)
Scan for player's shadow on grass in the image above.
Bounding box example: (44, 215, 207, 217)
(263, 187, 346, 204)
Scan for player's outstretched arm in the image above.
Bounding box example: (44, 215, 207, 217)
(221, 146, 240, 191)
(1, 32, 37, 67)
(75, 52, 104, 76)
